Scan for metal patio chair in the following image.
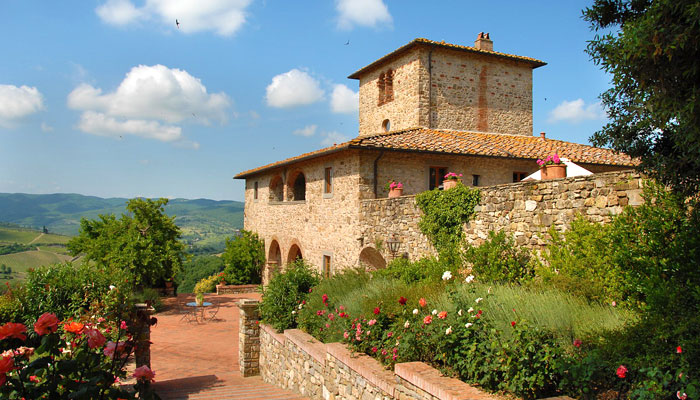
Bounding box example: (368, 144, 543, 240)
(206, 298, 221, 321)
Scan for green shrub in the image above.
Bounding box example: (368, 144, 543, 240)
(177, 255, 225, 293)
(193, 274, 220, 295)
(260, 260, 319, 332)
(0, 284, 24, 323)
(132, 287, 163, 312)
(464, 230, 537, 284)
(222, 230, 265, 285)
(541, 217, 623, 304)
(20, 262, 132, 325)
(372, 256, 448, 284)
(415, 184, 480, 263)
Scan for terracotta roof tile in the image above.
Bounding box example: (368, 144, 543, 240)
(348, 38, 546, 79)
(351, 128, 636, 166)
(234, 129, 635, 179)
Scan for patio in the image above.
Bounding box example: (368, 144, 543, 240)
(150, 293, 307, 400)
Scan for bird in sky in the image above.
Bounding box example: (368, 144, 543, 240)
(176, 19, 180, 29)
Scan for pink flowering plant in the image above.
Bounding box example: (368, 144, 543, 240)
(443, 172, 463, 181)
(536, 154, 562, 167)
(384, 180, 404, 191)
(0, 307, 158, 399)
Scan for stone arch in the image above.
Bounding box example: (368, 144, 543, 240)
(264, 239, 282, 285)
(359, 246, 387, 270)
(269, 175, 283, 202)
(287, 170, 306, 201)
(287, 243, 303, 264)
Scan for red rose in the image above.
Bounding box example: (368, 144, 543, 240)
(511, 321, 516, 327)
(423, 315, 432, 325)
(677, 346, 683, 354)
(373, 307, 380, 315)
(0, 356, 13, 374)
(398, 297, 407, 305)
(573, 339, 582, 348)
(0, 322, 27, 341)
(419, 298, 427, 307)
(438, 311, 447, 320)
(34, 313, 59, 336)
(616, 365, 628, 379)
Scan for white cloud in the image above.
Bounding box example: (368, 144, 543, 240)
(41, 122, 53, 132)
(0, 85, 45, 128)
(321, 131, 349, 146)
(330, 84, 359, 114)
(293, 124, 317, 137)
(96, 0, 252, 36)
(548, 99, 606, 124)
(68, 64, 229, 147)
(96, 0, 145, 26)
(266, 69, 324, 108)
(336, 0, 392, 30)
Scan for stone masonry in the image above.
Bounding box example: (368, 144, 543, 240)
(353, 38, 542, 137)
(238, 299, 261, 377)
(358, 170, 644, 260)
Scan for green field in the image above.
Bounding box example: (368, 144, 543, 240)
(0, 226, 41, 244)
(0, 225, 77, 283)
(0, 250, 76, 280)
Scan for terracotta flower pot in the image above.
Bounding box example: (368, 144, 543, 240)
(165, 281, 173, 289)
(388, 188, 403, 198)
(541, 164, 567, 180)
(443, 179, 459, 190)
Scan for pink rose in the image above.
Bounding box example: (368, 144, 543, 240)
(132, 365, 156, 382)
(86, 329, 107, 349)
(616, 365, 628, 379)
(368, 319, 376, 326)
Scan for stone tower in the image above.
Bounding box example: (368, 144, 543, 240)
(348, 34, 546, 137)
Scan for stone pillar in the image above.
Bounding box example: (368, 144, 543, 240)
(133, 303, 154, 369)
(238, 299, 261, 377)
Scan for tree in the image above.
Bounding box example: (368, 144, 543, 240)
(67, 198, 186, 286)
(584, 0, 700, 196)
(222, 230, 265, 285)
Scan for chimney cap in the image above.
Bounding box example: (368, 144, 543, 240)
(474, 32, 493, 51)
(540, 132, 546, 139)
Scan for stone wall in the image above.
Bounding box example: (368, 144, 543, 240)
(357, 170, 644, 260)
(258, 324, 502, 400)
(216, 284, 258, 295)
(358, 48, 424, 137)
(244, 150, 364, 275)
(356, 43, 539, 138)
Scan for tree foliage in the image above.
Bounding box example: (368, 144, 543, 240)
(584, 0, 700, 195)
(67, 198, 186, 286)
(222, 230, 265, 285)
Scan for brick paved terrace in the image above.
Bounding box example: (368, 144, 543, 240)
(150, 293, 307, 400)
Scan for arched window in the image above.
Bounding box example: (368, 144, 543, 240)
(289, 173, 306, 201)
(287, 244, 303, 264)
(269, 175, 283, 202)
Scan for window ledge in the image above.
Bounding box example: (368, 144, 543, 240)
(268, 200, 306, 205)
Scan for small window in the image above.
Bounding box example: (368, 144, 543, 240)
(382, 119, 391, 132)
(323, 255, 332, 278)
(472, 174, 480, 186)
(513, 172, 527, 182)
(290, 172, 306, 201)
(254, 181, 258, 200)
(324, 167, 332, 194)
(429, 166, 447, 190)
(377, 69, 394, 105)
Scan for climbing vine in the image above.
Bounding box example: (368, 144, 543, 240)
(415, 184, 481, 263)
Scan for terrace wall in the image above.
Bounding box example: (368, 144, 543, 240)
(357, 170, 643, 261)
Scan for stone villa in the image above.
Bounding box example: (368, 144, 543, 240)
(235, 34, 635, 280)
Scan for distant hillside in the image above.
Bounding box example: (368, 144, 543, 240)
(0, 193, 244, 253)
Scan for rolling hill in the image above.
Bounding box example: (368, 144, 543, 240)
(0, 193, 244, 253)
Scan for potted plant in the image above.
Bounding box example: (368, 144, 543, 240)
(195, 292, 204, 306)
(164, 278, 173, 289)
(537, 154, 566, 180)
(443, 172, 463, 190)
(386, 180, 404, 198)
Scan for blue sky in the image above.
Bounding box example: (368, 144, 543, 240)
(0, 0, 613, 201)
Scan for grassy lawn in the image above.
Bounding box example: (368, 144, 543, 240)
(0, 227, 40, 244)
(32, 233, 71, 245)
(0, 250, 74, 282)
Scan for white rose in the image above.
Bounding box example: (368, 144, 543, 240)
(445, 326, 452, 335)
(465, 322, 473, 328)
(412, 308, 419, 315)
(465, 275, 475, 283)
(432, 309, 438, 315)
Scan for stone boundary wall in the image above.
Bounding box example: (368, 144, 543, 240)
(259, 323, 501, 400)
(216, 284, 259, 295)
(359, 170, 643, 259)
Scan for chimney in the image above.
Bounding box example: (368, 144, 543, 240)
(540, 132, 546, 140)
(474, 32, 493, 51)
